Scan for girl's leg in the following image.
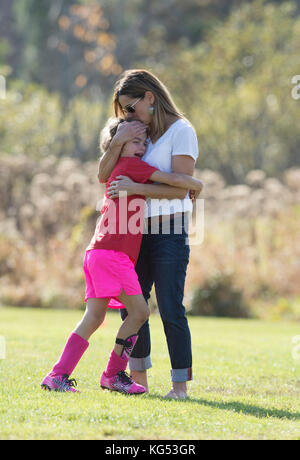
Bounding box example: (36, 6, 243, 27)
(101, 291, 150, 394)
(114, 291, 150, 357)
(120, 235, 154, 390)
(121, 307, 150, 392)
(42, 298, 108, 392)
(74, 297, 108, 340)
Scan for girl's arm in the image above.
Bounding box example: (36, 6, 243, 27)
(126, 171, 203, 200)
(108, 176, 189, 200)
(107, 155, 200, 200)
(98, 121, 147, 183)
(133, 155, 202, 200)
(149, 170, 203, 192)
(98, 141, 122, 184)
(129, 182, 190, 200)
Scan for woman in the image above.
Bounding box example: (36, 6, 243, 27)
(98, 69, 199, 399)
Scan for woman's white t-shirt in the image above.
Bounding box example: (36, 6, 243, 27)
(142, 118, 199, 218)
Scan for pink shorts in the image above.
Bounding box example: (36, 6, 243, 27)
(83, 249, 142, 309)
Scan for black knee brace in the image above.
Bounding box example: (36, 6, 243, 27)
(116, 334, 138, 359)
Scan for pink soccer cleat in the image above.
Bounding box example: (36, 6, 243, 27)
(100, 370, 146, 395)
(41, 373, 80, 393)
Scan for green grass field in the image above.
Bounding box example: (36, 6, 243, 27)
(0, 306, 300, 440)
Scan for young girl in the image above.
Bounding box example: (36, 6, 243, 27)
(41, 117, 203, 395)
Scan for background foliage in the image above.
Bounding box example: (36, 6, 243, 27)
(1, 0, 300, 181)
(0, 0, 300, 316)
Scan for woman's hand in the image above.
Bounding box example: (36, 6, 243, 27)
(99, 121, 147, 184)
(111, 121, 147, 147)
(107, 175, 138, 198)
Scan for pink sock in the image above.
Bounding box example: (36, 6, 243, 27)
(105, 350, 128, 378)
(51, 332, 89, 377)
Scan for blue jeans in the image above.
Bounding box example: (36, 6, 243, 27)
(121, 217, 192, 382)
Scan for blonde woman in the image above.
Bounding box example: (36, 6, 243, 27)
(99, 69, 200, 399)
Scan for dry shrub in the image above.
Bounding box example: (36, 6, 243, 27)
(186, 205, 300, 307)
(189, 271, 252, 318)
(0, 156, 300, 315)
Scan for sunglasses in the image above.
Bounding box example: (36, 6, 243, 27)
(123, 97, 143, 114)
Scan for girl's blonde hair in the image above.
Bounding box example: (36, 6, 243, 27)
(99, 117, 124, 154)
(113, 69, 184, 140)
(99, 116, 148, 154)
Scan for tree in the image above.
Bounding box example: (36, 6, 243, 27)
(13, 1, 67, 87)
(8, 0, 267, 100)
(148, 0, 300, 182)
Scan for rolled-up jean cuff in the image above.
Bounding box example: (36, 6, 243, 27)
(129, 356, 152, 372)
(171, 368, 193, 382)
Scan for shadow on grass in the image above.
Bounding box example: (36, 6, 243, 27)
(145, 394, 300, 421)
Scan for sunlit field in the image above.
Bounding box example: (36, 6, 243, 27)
(1, 307, 300, 440)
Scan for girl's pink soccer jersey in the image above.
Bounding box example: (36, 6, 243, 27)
(84, 157, 158, 308)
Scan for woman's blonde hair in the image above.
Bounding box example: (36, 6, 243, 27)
(113, 69, 184, 140)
